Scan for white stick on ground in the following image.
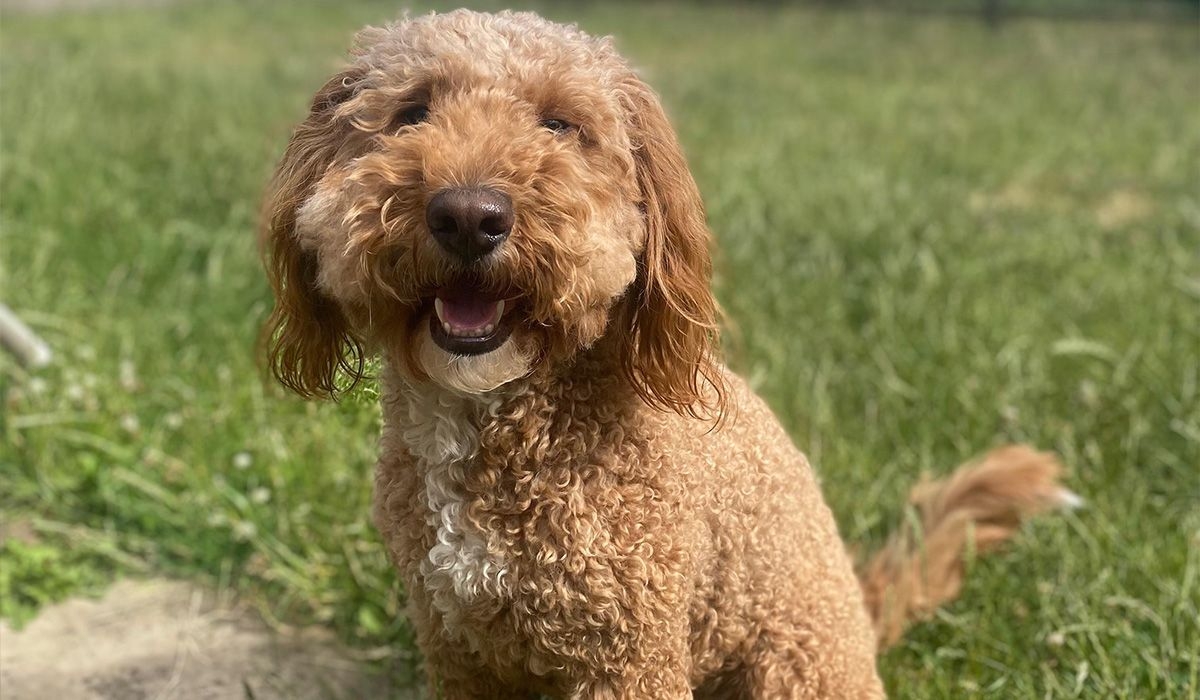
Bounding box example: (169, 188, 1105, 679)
(0, 304, 52, 368)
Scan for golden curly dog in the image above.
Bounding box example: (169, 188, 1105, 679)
(261, 10, 1077, 698)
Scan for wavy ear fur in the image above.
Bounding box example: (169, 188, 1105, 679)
(260, 68, 365, 398)
(618, 74, 727, 420)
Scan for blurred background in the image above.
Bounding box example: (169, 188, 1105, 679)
(1, 1, 1197, 698)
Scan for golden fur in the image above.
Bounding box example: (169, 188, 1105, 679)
(261, 11, 1074, 698)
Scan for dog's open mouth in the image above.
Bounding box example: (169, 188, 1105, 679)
(428, 280, 516, 356)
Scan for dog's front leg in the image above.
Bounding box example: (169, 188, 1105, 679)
(567, 632, 693, 700)
(400, 587, 531, 699)
(423, 644, 536, 700)
(569, 669, 692, 700)
(435, 674, 536, 700)
(421, 649, 527, 699)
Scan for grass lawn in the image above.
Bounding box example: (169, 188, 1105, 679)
(2, 1, 1197, 697)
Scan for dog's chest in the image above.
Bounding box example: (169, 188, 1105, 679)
(394, 387, 511, 643)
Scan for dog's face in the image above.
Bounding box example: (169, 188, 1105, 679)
(262, 10, 723, 414)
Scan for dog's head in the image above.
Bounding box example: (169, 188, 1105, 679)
(262, 10, 724, 416)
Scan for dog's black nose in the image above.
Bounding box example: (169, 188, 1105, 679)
(426, 187, 513, 263)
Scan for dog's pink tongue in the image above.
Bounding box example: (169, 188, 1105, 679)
(436, 290, 500, 329)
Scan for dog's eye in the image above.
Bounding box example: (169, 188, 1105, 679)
(392, 104, 429, 130)
(540, 118, 575, 135)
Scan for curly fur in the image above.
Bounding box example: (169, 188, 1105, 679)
(261, 10, 1075, 698)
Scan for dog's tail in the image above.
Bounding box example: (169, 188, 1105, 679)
(857, 445, 1081, 650)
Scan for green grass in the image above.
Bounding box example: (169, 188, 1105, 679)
(2, 1, 1197, 697)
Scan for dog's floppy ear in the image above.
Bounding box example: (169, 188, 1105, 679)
(618, 74, 727, 420)
(260, 68, 365, 398)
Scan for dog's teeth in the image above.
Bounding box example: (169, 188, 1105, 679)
(442, 321, 452, 335)
(483, 324, 494, 335)
(434, 298, 445, 323)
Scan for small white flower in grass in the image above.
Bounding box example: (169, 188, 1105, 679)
(65, 383, 86, 402)
(250, 487, 271, 505)
(119, 359, 138, 392)
(232, 520, 258, 541)
(164, 412, 183, 430)
(78, 345, 96, 361)
(27, 377, 48, 396)
(207, 511, 228, 527)
(1047, 631, 1066, 647)
(1054, 488, 1085, 511)
(120, 413, 140, 434)
(232, 452, 253, 470)
(1078, 380, 1099, 409)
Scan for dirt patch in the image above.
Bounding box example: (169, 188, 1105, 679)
(0, 517, 39, 546)
(0, 579, 417, 699)
(1095, 188, 1153, 229)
